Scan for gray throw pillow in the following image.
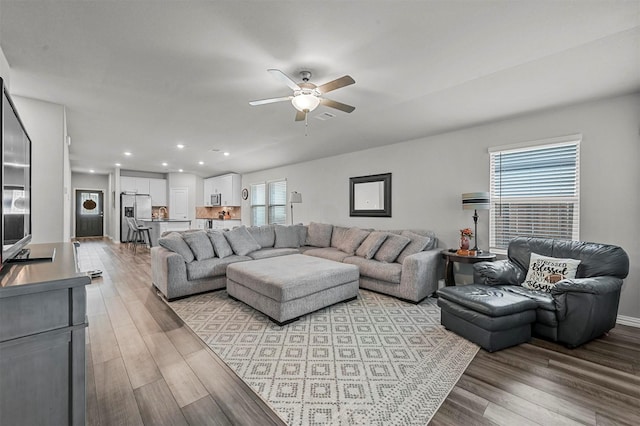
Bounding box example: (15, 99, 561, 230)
(182, 230, 215, 261)
(355, 231, 388, 259)
(296, 224, 308, 247)
(305, 222, 333, 247)
(330, 226, 350, 248)
(224, 226, 261, 256)
(274, 224, 300, 248)
(337, 228, 370, 255)
(158, 232, 195, 263)
(207, 230, 233, 259)
(396, 231, 433, 264)
(374, 234, 411, 263)
(247, 225, 275, 248)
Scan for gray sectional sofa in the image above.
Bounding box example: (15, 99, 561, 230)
(151, 222, 441, 302)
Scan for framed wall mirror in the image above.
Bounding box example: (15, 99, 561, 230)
(349, 173, 392, 217)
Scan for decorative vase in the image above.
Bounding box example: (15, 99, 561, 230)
(460, 236, 470, 250)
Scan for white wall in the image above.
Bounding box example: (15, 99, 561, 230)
(71, 172, 110, 238)
(242, 93, 640, 319)
(13, 96, 68, 244)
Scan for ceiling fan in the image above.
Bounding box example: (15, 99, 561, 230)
(249, 69, 355, 121)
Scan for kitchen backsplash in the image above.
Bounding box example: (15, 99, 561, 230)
(152, 206, 169, 219)
(196, 206, 241, 219)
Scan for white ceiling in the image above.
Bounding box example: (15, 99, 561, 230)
(1, 1, 639, 177)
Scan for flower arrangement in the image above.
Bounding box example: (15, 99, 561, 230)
(460, 228, 473, 238)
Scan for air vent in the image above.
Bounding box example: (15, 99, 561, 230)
(315, 112, 336, 121)
(209, 148, 221, 152)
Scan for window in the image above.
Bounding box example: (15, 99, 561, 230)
(489, 135, 580, 253)
(250, 179, 287, 226)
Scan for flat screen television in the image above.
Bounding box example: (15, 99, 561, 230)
(1, 77, 32, 267)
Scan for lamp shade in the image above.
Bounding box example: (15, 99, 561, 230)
(291, 94, 320, 112)
(462, 192, 490, 210)
(290, 191, 302, 204)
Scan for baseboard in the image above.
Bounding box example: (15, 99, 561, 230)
(617, 315, 640, 328)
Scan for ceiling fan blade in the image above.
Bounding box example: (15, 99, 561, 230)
(294, 110, 306, 121)
(268, 69, 301, 91)
(317, 75, 355, 94)
(249, 96, 292, 106)
(320, 98, 355, 113)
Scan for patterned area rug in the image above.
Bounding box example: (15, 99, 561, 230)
(168, 290, 479, 425)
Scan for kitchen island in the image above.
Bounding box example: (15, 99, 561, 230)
(141, 219, 191, 247)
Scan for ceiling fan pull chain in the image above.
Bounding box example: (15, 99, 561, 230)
(305, 112, 309, 136)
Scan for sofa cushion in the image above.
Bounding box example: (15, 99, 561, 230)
(305, 222, 333, 247)
(374, 234, 411, 263)
(522, 253, 580, 293)
(304, 247, 352, 262)
(336, 228, 370, 255)
(186, 255, 251, 280)
(158, 232, 195, 263)
(248, 247, 300, 260)
(355, 231, 388, 259)
(330, 226, 351, 249)
(207, 230, 234, 259)
(247, 225, 275, 248)
(296, 224, 308, 247)
(396, 231, 432, 264)
(181, 230, 215, 261)
(225, 226, 262, 256)
(343, 256, 403, 284)
(274, 224, 301, 248)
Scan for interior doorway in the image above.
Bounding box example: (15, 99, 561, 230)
(75, 189, 104, 238)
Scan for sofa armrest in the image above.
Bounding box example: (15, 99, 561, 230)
(399, 248, 442, 300)
(551, 276, 624, 346)
(473, 260, 524, 286)
(151, 246, 188, 299)
(552, 276, 623, 295)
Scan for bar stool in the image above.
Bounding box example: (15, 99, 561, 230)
(126, 218, 152, 253)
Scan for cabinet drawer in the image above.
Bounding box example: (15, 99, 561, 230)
(0, 288, 82, 341)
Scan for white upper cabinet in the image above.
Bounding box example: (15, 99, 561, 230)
(203, 173, 241, 206)
(148, 178, 167, 206)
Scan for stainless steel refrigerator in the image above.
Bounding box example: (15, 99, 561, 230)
(120, 193, 152, 242)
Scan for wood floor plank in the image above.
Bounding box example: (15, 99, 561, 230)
(93, 357, 144, 426)
(133, 379, 189, 426)
(457, 375, 585, 426)
(125, 300, 164, 336)
(104, 294, 135, 329)
(112, 324, 162, 389)
(87, 313, 121, 365)
(181, 395, 234, 426)
(185, 349, 287, 426)
(85, 342, 102, 426)
(482, 402, 539, 426)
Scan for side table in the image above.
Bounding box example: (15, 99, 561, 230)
(441, 250, 496, 286)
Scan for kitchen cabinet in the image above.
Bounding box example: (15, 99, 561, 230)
(204, 173, 241, 206)
(211, 219, 241, 230)
(120, 176, 150, 194)
(169, 187, 189, 220)
(149, 178, 167, 206)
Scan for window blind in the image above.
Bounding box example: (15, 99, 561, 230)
(250, 180, 287, 226)
(490, 140, 580, 253)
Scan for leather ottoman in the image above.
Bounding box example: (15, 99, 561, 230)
(437, 284, 537, 352)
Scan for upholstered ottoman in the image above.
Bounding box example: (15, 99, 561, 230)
(226, 254, 359, 325)
(437, 284, 537, 352)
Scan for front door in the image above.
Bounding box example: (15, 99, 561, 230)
(76, 190, 104, 238)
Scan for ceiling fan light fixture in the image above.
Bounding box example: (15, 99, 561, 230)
(291, 93, 320, 113)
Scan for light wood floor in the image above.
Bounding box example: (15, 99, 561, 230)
(78, 238, 640, 425)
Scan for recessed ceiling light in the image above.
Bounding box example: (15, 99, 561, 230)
(115, 163, 121, 167)
(178, 169, 183, 173)
(177, 144, 185, 149)
(89, 170, 95, 173)
(124, 151, 132, 156)
(198, 161, 204, 165)
(162, 162, 168, 167)
(223, 152, 230, 156)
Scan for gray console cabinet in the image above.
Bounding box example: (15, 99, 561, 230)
(0, 243, 90, 426)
